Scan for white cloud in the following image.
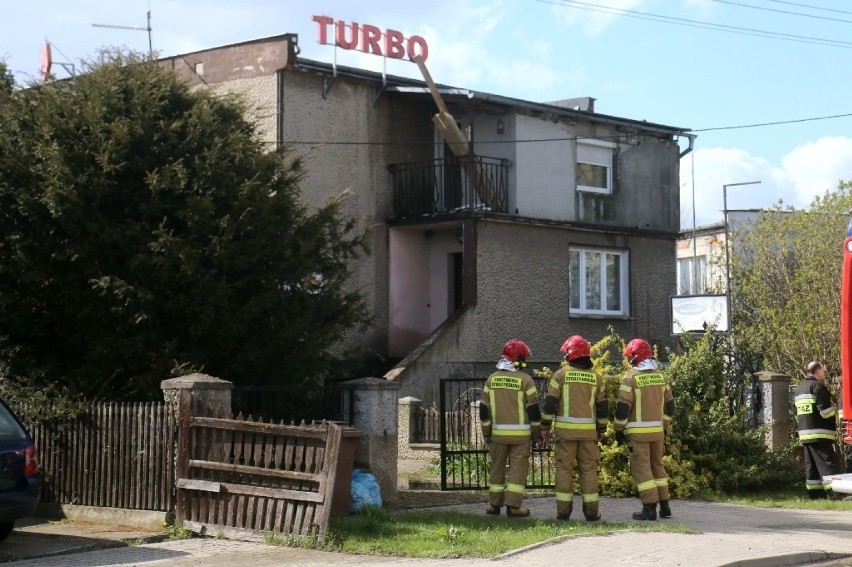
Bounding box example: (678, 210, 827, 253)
(552, 0, 650, 36)
(680, 137, 852, 229)
(781, 137, 852, 204)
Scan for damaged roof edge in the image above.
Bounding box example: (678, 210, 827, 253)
(295, 57, 691, 136)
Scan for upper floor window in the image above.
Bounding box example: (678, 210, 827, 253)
(569, 247, 629, 316)
(677, 256, 707, 295)
(576, 139, 615, 194)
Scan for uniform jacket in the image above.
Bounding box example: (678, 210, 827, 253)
(614, 364, 674, 442)
(540, 362, 608, 440)
(794, 376, 837, 443)
(480, 369, 541, 445)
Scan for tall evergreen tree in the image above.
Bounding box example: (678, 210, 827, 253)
(0, 54, 369, 400)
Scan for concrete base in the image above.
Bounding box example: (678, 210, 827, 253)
(35, 503, 168, 531)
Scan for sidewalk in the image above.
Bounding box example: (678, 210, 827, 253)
(3, 496, 851, 566)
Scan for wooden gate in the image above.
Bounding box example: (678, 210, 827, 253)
(175, 391, 343, 542)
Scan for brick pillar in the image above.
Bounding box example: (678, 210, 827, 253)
(755, 371, 793, 451)
(343, 377, 400, 508)
(161, 373, 233, 420)
(398, 396, 422, 459)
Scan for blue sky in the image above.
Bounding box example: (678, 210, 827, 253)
(4, 0, 852, 228)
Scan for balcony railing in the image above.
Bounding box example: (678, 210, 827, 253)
(389, 155, 509, 218)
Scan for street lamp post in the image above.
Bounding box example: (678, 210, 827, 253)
(723, 180, 762, 332)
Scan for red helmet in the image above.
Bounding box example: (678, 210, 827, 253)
(502, 339, 531, 363)
(560, 335, 590, 361)
(624, 338, 653, 366)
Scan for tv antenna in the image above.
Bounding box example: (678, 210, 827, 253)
(92, 10, 153, 57)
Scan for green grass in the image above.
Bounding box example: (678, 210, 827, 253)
(313, 506, 692, 559)
(699, 489, 852, 511)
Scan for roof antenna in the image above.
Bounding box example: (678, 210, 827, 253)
(92, 9, 153, 58)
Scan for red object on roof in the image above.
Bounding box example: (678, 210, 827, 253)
(39, 40, 52, 82)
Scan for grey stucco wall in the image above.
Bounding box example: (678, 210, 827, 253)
(280, 68, 435, 359)
(392, 219, 677, 406)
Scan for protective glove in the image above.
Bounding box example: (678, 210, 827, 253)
(483, 435, 492, 448)
(615, 430, 627, 445)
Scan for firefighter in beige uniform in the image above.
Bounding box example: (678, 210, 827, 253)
(615, 338, 675, 521)
(480, 339, 542, 517)
(540, 335, 609, 521)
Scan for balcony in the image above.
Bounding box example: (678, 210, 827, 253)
(389, 155, 509, 218)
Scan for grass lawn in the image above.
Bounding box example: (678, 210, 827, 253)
(699, 489, 852, 511)
(308, 507, 693, 559)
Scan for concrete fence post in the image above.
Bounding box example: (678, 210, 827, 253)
(754, 371, 793, 451)
(342, 377, 401, 508)
(161, 373, 233, 421)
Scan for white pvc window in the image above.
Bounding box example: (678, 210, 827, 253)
(569, 248, 629, 316)
(576, 139, 615, 194)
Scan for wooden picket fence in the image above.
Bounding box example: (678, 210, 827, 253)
(21, 402, 177, 511)
(413, 405, 476, 445)
(175, 390, 343, 542)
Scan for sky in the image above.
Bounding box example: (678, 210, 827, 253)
(4, 0, 852, 229)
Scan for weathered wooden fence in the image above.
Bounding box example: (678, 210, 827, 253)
(175, 391, 342, 542)
(412, 406, 477, 445)
(20, 402, 176, 511)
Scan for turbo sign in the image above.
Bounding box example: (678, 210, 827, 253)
(312, 15, 429, 62)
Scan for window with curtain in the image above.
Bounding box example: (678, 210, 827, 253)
(569, 247, 629, 315)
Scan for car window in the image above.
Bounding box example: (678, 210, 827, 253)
(0, 403, 27, 443)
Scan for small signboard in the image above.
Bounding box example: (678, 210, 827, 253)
(670, 294, 728, 334)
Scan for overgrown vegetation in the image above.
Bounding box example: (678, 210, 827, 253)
(535, 329, 801, 499)
(733, 182, 852, 386)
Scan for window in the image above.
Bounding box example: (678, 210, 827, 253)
(576, 139, 615, 194)
(677, 257, 707, 295)
(569, 248, 629, 315)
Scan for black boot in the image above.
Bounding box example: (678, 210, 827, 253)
(582, 502, 601, 522)
(658, 500, 671, 518)
(632, 503, 657, 521)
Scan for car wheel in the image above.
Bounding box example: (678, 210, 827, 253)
(0, 521, 14, 543)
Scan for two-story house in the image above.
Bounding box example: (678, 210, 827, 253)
(162, 34, 694, 405)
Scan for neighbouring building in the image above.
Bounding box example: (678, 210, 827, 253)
(676, 210, 767, 297)
(161, 34, 695, 406)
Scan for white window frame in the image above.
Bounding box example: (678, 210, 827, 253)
(569, 247, 629, 316)
(576, 138, 616, 194)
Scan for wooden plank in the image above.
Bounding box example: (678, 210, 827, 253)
(412, 55, 449, 115)
(176, 478, 222, 492)
(175, 390, 192, 524)
(190, 417, 329, 441)
(187, 459, 322, 483)
(313, 423, 341, 541)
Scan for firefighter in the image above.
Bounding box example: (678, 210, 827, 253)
(614, 338, 674, 521)
(540, 335, 608, 521)
(480, 338, 542, 517)
(794, 361, 841, 498)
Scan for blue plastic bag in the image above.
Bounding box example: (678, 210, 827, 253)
(350, 469, 383, 512)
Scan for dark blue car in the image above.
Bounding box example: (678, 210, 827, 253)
(0, 399, 42, 542)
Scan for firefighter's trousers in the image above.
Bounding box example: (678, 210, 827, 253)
(629, 438, 669, 505)
(488, 440, 531, 508)
(802, 441, 840, 498)
(554, 438, 600, 515)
